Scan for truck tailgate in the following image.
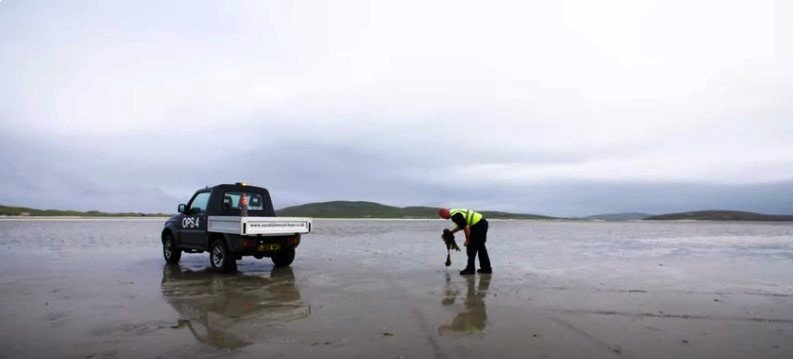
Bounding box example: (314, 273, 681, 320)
(208, 216, 312, 236)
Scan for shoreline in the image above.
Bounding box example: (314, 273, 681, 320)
(1, 216, 792, 223)
(0, 216, 171, 221)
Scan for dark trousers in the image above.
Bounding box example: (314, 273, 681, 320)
(466, 219, 491, 271)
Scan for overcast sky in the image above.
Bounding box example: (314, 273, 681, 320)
(1, 0, 792, 216)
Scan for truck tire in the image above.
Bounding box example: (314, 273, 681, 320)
(163, 234, 181, 264)
(271, 249, 295, 267)
(210, 240, 237, 273)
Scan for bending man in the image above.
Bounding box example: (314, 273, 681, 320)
(438, 208, 492, 275)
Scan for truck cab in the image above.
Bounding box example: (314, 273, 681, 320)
(161, 183, 312, 273)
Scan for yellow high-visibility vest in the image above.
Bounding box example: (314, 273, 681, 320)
(449, 208, 483, 227)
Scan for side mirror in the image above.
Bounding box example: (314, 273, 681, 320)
(178, 204, 186, 214)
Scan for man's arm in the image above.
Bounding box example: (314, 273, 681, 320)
(449, 213, 471, 246)
(449, 225, 471, 246)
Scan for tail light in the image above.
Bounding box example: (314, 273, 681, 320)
(287, 234, 301, 247)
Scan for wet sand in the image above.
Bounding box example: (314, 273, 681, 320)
(0, 219, 792, 358)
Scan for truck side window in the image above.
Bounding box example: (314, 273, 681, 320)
(188, 192, 211, 214)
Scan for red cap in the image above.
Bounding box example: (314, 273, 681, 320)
(438, 208, 450, 219)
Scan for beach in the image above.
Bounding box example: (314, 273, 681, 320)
(0, 219, 791, 358)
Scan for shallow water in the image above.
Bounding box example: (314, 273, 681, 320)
(0, 219, 792, 358)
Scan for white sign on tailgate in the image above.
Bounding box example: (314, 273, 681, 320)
(208, 216, 312, 236)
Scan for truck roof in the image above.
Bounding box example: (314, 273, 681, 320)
(202, 183, 276, 216)
(210, 183, 271, 195)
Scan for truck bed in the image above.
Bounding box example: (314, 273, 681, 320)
(208, 216, 312, 236)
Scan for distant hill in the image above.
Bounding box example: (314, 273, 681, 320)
(276, 201, 425, 218)
(645, 210, 793, 221)
(479, 210, 556, 220)
(0, 205, 167, 217)
(584, 212, 652, 221)
(276, 201, 553, 219)
(7, 202, 788, 222)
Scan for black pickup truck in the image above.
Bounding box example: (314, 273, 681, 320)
(161, 183, 312, 273)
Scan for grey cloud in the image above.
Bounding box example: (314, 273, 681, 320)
(1, 0, 791, 216)
(2, 133, 792, 216)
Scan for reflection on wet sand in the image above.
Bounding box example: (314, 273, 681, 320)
(160, 265, 309, 349)
(439, 273, 491, 335)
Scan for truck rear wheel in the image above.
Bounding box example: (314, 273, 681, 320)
(210, 240, 237, 273)
(163, 234, 181, 264)
(271, 249, 295, 267)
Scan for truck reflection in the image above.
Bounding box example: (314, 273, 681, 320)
(161, 264, 309, 349)
(438, 273, 491, 335)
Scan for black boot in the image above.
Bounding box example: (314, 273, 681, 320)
(459, 268, 475, 275)
(477, 268, 492, 274)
